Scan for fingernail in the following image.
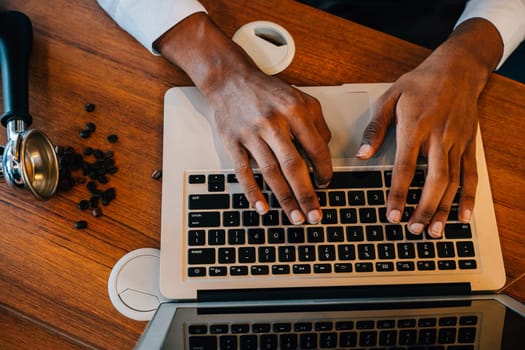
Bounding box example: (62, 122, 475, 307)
(461, 209, 472, 222)
(255, 200, 268, 215)
(429, 221, 443, 238)
(409, 222, 425, 234)
(307, 209, 322, 224)
(315, 180, 330, 189)
(290, 209, 305, 225)
(388, 209, 401, 223)
(356, 144, 371, 158)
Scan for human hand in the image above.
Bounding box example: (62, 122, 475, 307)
(356, 19, 503, 238)
(156, 13, 332, 224)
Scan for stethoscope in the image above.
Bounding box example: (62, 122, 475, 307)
(0, 11, 59, 200)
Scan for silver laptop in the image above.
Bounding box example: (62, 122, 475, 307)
(135, 294, 525, 349)
(159, 83, 505, 301)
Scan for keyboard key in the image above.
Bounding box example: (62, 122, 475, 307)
(189, 194, 229, 209)
(298, 246, 316, 261)
(210, 324, 229, 334)
(377, 244, 396, 259)
(327, 226, 344, 242)
(340, 332, 358, 347)
(355, 262, 373, 272)
(228, 229, 246, 245)
(458, 327, 477, 343)
(295, 322, 313, 332)
(338, 245, 356, 260)
(329, 191, 346, 206)
(272, 265, 291, 274)
(279, 246, 296, 262)
(280, 334, 298, 349)
(219, 335, 236, 349)
(318, 245, 336, 260)
(188, 249, 215, 264)
(379, 330, 397, 346)
(417, 242, 436, 258)
(397, 243, 415, 259)
(417, 260, 436, 270)
(243, 211, 260, 226)
(208, 174, 225, 192)
(258, 246, 276, 262)
(438, 260, 457, 270)
(252, 324, 271, 333)
(238, 247, 256, 263)
(439, 317, 458, 326)
(346, 226, 364, 241)
(437, 242, 456, 258)
(189, 336, 217, 349)
(335, 263, 353, 272)
(340, 208, 358, 223)
(358, 244, 376, 260)
(188, 174, 205, 184)
(240, 335, 257, 350)
(188, 267, 206, 277)
(232, 193, 249, 208)
(366, 225, 384, 241)
(288, 227, 305, 243)
(322, 209, 338, 224)
(223, 211, 240, 226)
(218, 248, 235, 263)
(230, 266, 248, 275)
(189, 212, 220, 227)
(335, 321, 354, 330)
(314, 263, 332, 273)
(293, 264, 311, 274)
(251, 265, 269, 275)
(231, 324, 249, 333)
(385, 225, 404, 240)
(209, 266, 227, 276)
(188, 230, 205, 245)
(248, 229, 265, 244)
(320, 332, 338, 347)
(268, 228, 285, 243)
(263, 210, 280, 226)
(459, 316, 478, 326)
(367, 190, 385, 205)
(397, 261, 415, 271)
(456, 241, 475, 257)
(376, 262, 394, 271)
(208, 229, 225, 245)
(300, 333, 317, 349)
(260, 335, 277, 349)
(399, 329, 417, 345)
(359, 331, 378, 346)
(459, 259, 477, 269)
(348, 191, 365, 205)
(328, 171, 382, 189)
(445, 223, 472, 239)
(359, 208, 377, 223)
(357, 320, 375, 329)
(438, 327, 457, 344)
(307, 227, 325, 242)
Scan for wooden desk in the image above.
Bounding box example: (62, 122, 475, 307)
(1, 0, 524, 348)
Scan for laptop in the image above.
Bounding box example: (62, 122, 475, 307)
(148, 83, 519, 349)
(135, 294, 525, 349)
(159, 83, 505, 301)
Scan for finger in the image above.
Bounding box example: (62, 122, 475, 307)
(292, 100, 333, 188)
(259, 121, 322, 225)
(386, 123, 421, 224)
(408, 139, 450, 235)
(356, 88, 400, 159)
(459, 138, 478, 222)
(427, 147, 462, 238)
(225, 140, 270, 216)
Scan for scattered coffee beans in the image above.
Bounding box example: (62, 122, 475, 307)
(56, 105, 120, 230)
(75, 220, 88, 229)
(85, 103, 95, 112)
(151, 169, 162, 180)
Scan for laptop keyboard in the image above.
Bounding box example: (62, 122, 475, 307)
(185, 167, 478, 279)
(187, 313, 479, 349)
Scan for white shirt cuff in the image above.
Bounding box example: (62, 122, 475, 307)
(97, 0, 207, 55)
(456, 0, 525, 69)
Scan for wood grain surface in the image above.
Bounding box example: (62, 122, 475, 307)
(0, 1, 524, 348)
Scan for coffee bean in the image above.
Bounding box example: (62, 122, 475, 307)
(151, 169, 162, 180)
(85, 103, 95, 112)
(78, 200, 90, 210)
(92, 207, 103, 218)
(107, 134, 118, 143)
(85, 122, 96, 132)
(75, 220, 88, 229)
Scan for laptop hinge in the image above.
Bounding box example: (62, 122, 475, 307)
(197, 283, 471, 302)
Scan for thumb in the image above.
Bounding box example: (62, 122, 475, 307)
(356, 90, 398, 159)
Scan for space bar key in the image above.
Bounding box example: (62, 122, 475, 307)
(327, 171, 383, 188)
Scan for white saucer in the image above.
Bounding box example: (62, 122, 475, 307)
(108, 248, 168, 321)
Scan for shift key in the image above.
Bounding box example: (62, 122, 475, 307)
(189, 212, 220, 227)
